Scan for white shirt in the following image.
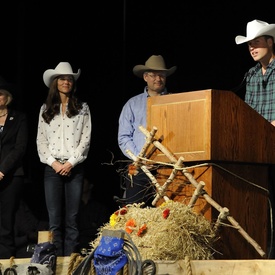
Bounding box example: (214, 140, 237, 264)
(36, 102, 92, 167)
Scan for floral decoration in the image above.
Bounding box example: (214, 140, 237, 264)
(110, 213, 118, 227)
(128, 164, 139, 176)
(125, 218, 136, 234)
(163, 208, 170, 219)
(137, 224, 147, 236)
(115, 207, 128, 216)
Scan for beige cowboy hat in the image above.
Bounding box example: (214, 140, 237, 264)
(235, 19, 275, 44)
(133, 55, 177, 78)
(43, 62, 81, 87)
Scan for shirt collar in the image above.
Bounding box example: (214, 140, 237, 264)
(145, 86, 168, 97)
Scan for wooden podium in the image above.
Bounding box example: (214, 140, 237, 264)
(147, 89, 275, 259)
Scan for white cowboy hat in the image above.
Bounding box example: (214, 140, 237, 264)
(43, 62, 81, 87)
(133, 55, 177, 78)
(235, 19, 275, 44)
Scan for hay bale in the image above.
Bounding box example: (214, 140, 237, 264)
(90, 201, 217, 261)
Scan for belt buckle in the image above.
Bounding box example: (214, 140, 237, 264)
(57, 159, 67, 164)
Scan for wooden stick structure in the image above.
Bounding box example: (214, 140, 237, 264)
(126, 125, 266, 258)
(188, 181, 206, 208)
(213, 207, 230, 232)
(126, 150, 170, 203)
(151, 157, 184, 206)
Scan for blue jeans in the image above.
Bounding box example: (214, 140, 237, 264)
(44, 164, 84, 256)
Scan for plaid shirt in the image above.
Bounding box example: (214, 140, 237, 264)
(245, 59, 275, 122)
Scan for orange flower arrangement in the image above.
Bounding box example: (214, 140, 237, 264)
(128, 164, 139, 176)
(125, 218, 136, 234)
(137, 224, 147, 236)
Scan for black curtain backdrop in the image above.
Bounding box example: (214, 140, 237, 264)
(1, 2, 272, 217)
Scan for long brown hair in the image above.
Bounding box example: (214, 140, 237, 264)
(42, 77, 83, 124)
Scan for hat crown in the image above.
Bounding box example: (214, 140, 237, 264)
(43, 62, 81, 87)
(133, 55, 177, 78)
(235, 19, 275, 44)
(54, 62, 75, 74)
(0, 76, 10, 87)
(247, 19, 269, 37)
(145, 55, 167, 70)
(0, 76, 14, 94)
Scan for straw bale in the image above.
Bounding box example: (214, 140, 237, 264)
(90, 200, 217, 261)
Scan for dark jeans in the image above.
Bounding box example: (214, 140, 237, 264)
(124, 169, 156, 207)
(0, 176, 24, 259)
(44, 164, 84, 256)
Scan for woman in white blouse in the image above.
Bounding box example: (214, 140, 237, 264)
(36, 62, 92, 256)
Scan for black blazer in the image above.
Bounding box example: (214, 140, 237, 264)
(0, 108, 28, 177)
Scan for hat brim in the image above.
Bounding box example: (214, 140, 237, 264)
(0, 84, 14, 92)
(235, 24, 275, 44)
(0, 75, 15, 93)
(43, 70, 80, 88)
(133, 65, 177, 78)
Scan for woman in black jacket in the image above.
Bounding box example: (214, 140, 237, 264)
(0, 76, 28, 259)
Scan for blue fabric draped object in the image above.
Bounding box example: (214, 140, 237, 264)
(30, 241, 57, 272)
(93, 234, 127, 275)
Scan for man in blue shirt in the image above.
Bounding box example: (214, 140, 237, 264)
(117, 55, 177, 206)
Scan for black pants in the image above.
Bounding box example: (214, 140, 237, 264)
(124, 169, 156, 207)
(0, 176, 24, 258)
